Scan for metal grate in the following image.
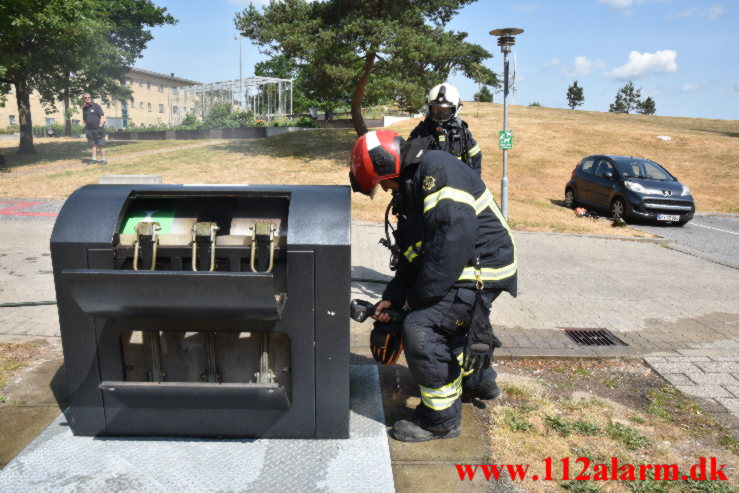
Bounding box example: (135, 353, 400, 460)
(562, 328, 628, 346)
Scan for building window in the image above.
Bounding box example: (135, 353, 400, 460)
(147, 103, 152, 112)
(138, 80, 143, 87)
(159, 104, 165, 113)
(147, 81, 151, 90)
(140, 101, 144, 109)
(172, 106, 178, 114)
(130, 99, 135, 106)
(9, 115, 16, 125)
(184, 107, 188, 114)
(72, 119, 80, 126)
(45, 117, 56, 126)
(158, 83, 163, 93)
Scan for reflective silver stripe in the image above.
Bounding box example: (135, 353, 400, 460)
(419, 375, 462, 411)
(468, 145, 481, 157)
(423, 187, 476, 214)
(456, 353, 475, 377)
(404, 241, 422, 262)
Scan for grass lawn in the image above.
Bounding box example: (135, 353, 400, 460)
(1, 104, 737, 236)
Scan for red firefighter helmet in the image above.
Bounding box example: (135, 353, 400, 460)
(349, 130, 403, 196)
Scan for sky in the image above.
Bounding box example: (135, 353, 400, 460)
(137, 0, 739, 121)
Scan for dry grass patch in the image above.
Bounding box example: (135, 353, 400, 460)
(485, 359, 738, 492)
(0, 343, 41, 393)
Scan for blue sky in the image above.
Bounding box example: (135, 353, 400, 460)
(138, 0, 739, 120)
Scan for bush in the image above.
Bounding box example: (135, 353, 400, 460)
(32, 122, 84, 137)
(293, 116, 318, 128)
(0, 124, 19, 135)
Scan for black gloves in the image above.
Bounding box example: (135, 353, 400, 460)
(370, 321, 404, 365)
(462, 292, 502, 373)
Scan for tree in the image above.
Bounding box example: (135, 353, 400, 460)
(566, 80, 584, 109)
(0, 0, 175, 153)
(473, 86, 493, 103)
(608, 81, 642, 114)
(637, 96, 656, 115)
(236, 0, 498, 136)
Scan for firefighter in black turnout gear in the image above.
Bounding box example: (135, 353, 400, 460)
(408, 83, 483, 174)
(349, 130, 517, 442)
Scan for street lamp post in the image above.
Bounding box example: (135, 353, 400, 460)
(235, 35, 244, 108)
(489, 27, 523, 220)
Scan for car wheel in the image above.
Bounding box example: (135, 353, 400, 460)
(564, 188, 576, 209)
(610, 198, 625, 220)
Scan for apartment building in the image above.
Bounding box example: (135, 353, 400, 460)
(0, 68, 200, 131)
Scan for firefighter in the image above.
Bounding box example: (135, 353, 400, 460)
(349, 130, 517, 442)
(408, 83, 482, 174)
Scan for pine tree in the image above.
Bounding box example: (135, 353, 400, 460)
(566, 80, 584, 109)
(637, 96, 656, 115)
(608, 81, 642, 114)
(473, 86, 493, 103)
(236, 0, 497, 136)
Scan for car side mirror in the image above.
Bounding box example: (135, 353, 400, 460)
(604, 171, 614, 180)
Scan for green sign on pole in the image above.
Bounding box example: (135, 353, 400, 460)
(499, 130, 513, 150)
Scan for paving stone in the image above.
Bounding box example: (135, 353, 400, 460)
(716, 398, 739, 413)
(686, 372, 739, 385)
(675, 385, 732, 399)
(649, 362, 704, 374)
(695, 361, 739, 373)
(661, 373, 693, 386)
(724, 385, 739, 399)
(677, 349, 738, 357)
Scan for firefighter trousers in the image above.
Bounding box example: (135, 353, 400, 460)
(402, 287, 500, 432)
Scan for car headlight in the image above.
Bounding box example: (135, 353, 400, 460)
(624, 181, 647, 193)
(681, 185, 691, 196)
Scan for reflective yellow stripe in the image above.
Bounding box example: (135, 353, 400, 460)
(456, 353, 475, 377)
(404, 241, 422, 262)
(423, 187, 476, 214)
(468, 145, 481, 157)
(474, 189, 494, 215)
(459, 263, 517, 281)
(419, 375, 462, 411)
(466, 188, 518, 282)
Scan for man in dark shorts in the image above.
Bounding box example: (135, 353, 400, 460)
(82, 92, 107, 165)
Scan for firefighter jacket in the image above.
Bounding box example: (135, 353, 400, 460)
(408, 117, 482, 173)
(382, 150, 517, 309)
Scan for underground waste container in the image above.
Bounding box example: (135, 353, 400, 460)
(51, 184, 350, 438)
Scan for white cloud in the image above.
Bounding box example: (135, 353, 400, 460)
(681, 83, 700, 92)
(544, 58, 561, 68)
(667, 5, 725, 20)
(706, 4, 725, 20)
(729, 84, 739, 95)
(513, 4, 538, 11)
(605, 50, 678, 80)
(566, 56, 606, 77)
(599, 0, 634, 9)
(666, 9, 697, 20)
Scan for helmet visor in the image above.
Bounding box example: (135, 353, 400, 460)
(429, 103, 454, 122)
(349, 170, 377, 198)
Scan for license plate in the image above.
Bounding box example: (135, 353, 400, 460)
(657, 214, 680, 221)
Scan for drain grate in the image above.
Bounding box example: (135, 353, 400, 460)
(562, 328, 628, 346)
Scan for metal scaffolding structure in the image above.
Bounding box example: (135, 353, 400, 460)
(168, 76, 293, 125)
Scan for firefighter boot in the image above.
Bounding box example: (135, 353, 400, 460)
(390, 419, 461, 442)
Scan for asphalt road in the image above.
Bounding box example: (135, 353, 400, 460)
(630, 213, 739, 269)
